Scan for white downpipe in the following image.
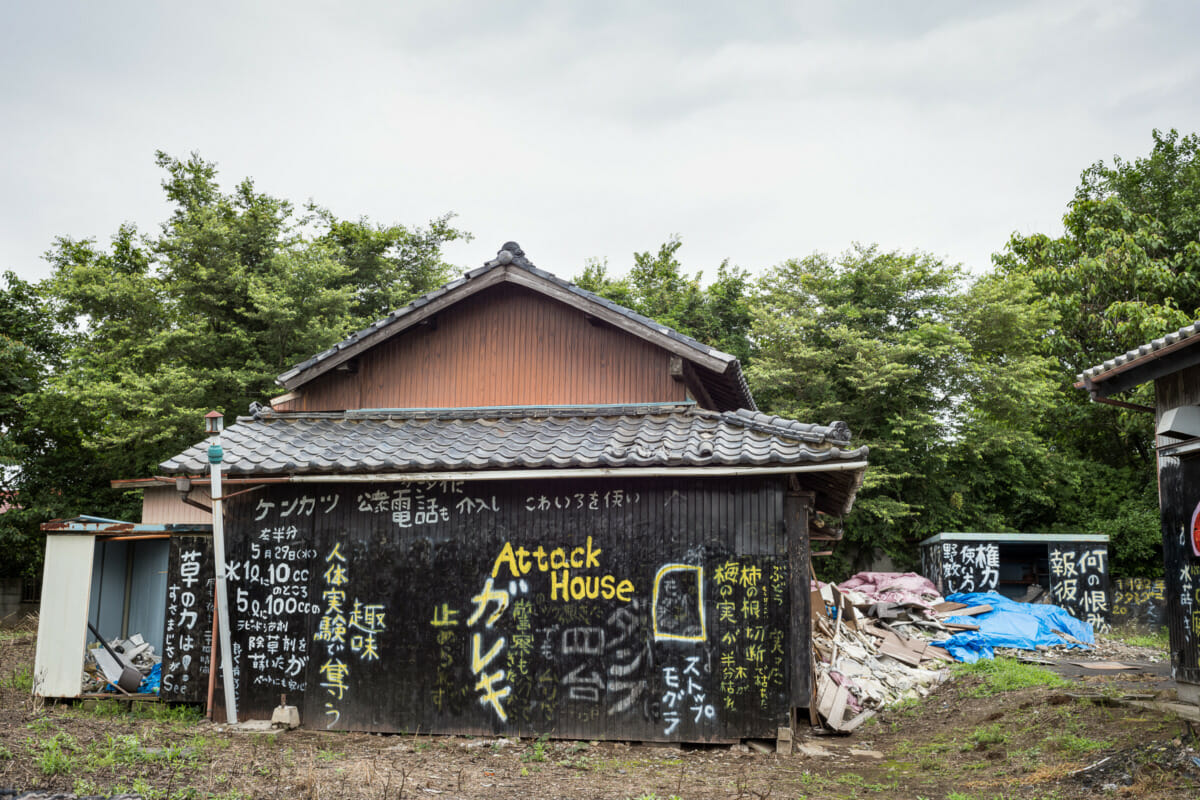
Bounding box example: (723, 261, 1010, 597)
(209, 436, 238, 724)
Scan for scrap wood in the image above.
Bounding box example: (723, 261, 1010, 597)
(942, 622, 980, 632)
(878, 634, 928, 668)
(923, 645, 954, 663)
(838, 707, 876, 733)
(827, 683, 850, 730)
(1068, 661, 1138, 670)
(932, 601, 968, 614)
(946, 604, 992, 618)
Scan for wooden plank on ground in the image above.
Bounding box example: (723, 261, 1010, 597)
(924, 645, 954, 662)
(839, 708, 876, 732)
(932, 601, 968, 613)
(943, 622, 980, 632)
(950, 605, 993, 617)
(827, 684, 849, 730)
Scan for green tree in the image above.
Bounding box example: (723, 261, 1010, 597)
(29, 151, 468, 523)
(574, 236, 754, 364)
(995, 129, 1200, 576)
(748, 245, 970, 573)
(0, 271, 117, 578)
(747, 247, 1074, 576)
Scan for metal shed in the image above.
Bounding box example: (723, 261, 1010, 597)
(919, 532, 1110, 631)
(34, 517, 213, 701)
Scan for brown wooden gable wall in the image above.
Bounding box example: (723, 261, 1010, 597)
(287, 285, 689, 411)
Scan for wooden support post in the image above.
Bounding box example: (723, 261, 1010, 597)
(785, 484, 815, 713)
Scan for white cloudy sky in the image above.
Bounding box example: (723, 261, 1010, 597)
(2, 0, 1198, 285)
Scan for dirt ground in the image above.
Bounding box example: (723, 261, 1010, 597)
(2, 626, 1197, 800)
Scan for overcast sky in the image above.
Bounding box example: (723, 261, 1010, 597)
(3, 1, 1199, 286)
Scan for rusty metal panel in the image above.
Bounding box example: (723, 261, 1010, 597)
(215, 476, 797, 741)
(294, 286, 688, 411)
(1109, 578, 1167, 630)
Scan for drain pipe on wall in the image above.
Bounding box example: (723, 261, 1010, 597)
(206, 410, 238, 724)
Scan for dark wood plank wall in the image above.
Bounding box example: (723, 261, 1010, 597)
(287, 286, 689, 411)
(208, 476, 802, 741)
(1154, 366, 1200, 685)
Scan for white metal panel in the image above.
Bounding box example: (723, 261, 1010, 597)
(34, 535, 95, 697)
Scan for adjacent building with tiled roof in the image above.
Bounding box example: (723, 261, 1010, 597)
(1078, 321, 1200, 708)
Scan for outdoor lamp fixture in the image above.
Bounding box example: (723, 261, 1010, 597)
(206, 409, 238, 724)
(205, 410, 224, 436)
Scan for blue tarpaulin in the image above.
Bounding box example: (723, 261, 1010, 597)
(932, 591, 1094, 661)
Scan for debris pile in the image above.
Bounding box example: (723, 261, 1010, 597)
(810, 573, 1097, 731)
(82, 633, 162, 695)
(810, 575, 954, 732)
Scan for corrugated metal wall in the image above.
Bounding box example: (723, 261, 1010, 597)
(287, 285, 689, 411)
(1154, 365, 1200, 685)
(212, 475, 804, 741)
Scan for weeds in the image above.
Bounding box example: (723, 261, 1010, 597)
(954, 657, 1069, 696)
(966, 723, 1009, 750)
(1113, 627, 1170, 652)
(1047, 732, 1106, 755)
(34, 732, 77, 776)
(521, 732, 550, 763)
(3, 664, 33, 691)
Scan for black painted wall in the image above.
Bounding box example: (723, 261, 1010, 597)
(208, 476, 803, 741)
(161, 534, 215, 703)
(1157, 454, 1200, 684)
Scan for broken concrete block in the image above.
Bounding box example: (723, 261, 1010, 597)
(271, 704, 300, 729)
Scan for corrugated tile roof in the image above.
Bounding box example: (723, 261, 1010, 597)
(161, 404, 865, 476)
(1078, 321, 1200, 384)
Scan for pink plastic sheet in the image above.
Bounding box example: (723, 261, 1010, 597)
(837, 571, 943, 610)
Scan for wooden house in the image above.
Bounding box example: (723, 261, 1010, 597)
(1078, 322, 1200, 708)
(147, 242, 868, 741)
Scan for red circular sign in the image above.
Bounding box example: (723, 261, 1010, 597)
(1191, 500, 1200, 557)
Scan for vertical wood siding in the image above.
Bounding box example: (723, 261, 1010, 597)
(142, 485, 213, 524)
(1154, 366, 1200, 684)
(208, 476, 804, 741)
(291, 286, 689, 411)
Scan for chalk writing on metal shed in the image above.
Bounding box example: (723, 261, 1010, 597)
(177, 477, 798, 740)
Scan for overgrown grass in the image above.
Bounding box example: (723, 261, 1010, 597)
(965, 723, 1009, 750)
(33, 732, 78, 776)
(953, 657, 1069, 696)
(2, 663, 33, 691)
(78, 698, 204, 724)
(1110, 626, 1170, 652)
(1047, 732, 1107, 755)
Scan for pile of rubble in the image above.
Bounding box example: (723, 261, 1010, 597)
(82, 633, 161, 695)
(811, 572, 995, 731)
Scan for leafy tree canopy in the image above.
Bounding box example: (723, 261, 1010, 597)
(748, 246, 1062, 574)
(991, 129, 1200, 575)
(574, 236, 754, 364)
(0, 152, 468, 575)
